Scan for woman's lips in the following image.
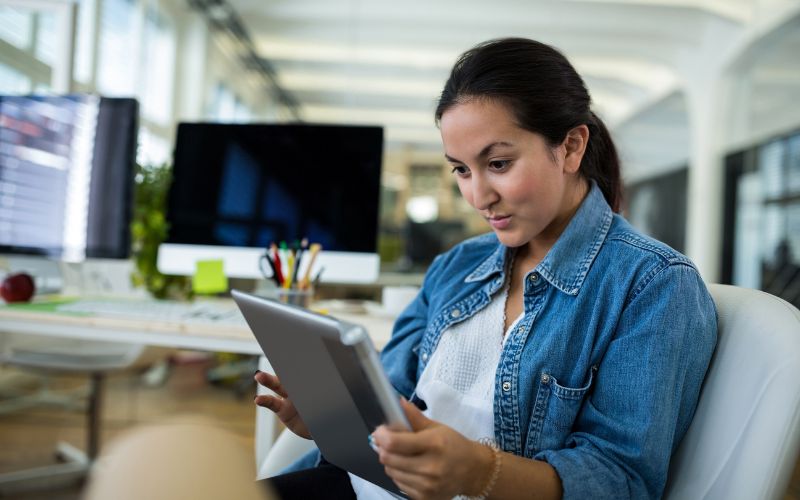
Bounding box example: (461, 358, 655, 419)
(488, 215, 511, 230)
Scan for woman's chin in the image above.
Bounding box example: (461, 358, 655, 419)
(493, 231, 528, 249)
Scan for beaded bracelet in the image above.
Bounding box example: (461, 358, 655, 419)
(461, 438, 502, 500)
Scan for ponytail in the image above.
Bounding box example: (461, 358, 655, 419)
(584, 111, 623, 212)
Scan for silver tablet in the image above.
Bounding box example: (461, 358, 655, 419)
(231, 290, 410, 495)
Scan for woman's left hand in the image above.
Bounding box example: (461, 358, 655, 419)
(372, 399, 494, 500)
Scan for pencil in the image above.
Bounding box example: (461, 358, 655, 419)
(300, 243, 322, 290)
(284, 249, 296, 289)
(279, 241, 289, 282)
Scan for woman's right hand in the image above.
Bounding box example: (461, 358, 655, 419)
(254, 370, 311, 439)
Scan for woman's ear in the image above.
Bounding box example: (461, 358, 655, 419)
(562, 125, 589, 174)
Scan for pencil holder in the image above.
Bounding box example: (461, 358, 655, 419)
(273, 287, 314, 309)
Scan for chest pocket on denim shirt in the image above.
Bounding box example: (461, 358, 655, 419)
(526, 366, 596, 455)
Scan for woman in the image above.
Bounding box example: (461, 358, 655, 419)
(256, 37, 717, 499)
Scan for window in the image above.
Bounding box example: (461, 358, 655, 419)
(96, 0, 137, 95)
(74, 0, 97, 84)
(723, 130, 800, 310)
(34, 11, 57, 67)
(208, 82, 253, 122)
(138, 126, 171, 166)
(140, 6, 175, 125)
(0, 4, 77, 92)
(0, 7, 32, 50)
(0, 63, 30, 93)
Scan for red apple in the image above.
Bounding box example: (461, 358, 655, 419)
(1, 272, 35, 303)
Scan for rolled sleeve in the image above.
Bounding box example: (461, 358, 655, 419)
(535, 262, 717, 499)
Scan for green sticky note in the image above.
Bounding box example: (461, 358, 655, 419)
(193, 259, 228, 294)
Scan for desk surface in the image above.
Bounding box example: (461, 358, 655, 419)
(0, 298, 396, 354)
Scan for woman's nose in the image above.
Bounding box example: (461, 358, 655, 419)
(470, 174, 500, 211)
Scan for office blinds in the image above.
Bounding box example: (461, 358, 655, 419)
(96, 0, 137, 95)
(786, 135, 800, 264)
(760, 139, 785, 200)
(788, 135, 800, 194)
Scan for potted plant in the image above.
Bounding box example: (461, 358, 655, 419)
(130, 162, 193, 300)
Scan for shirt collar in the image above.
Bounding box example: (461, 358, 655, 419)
(465, 242, 509, 283)
(464, 181, 612, 295)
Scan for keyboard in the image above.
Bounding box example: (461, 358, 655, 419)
(54, 299, 247, 327)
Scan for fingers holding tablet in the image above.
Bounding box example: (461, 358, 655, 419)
(253, 370, 311, 439)
(254, 370, 289, 398)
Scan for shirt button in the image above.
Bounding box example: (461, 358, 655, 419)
(541, 373, 550, 383)
(421, 352, 428, 361)
(502, 381, 511, 391)
(450, 308, 461, 318)
(529, 273, 539, 282)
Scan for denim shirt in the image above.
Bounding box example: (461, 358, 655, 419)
(380, 182, 717, 499)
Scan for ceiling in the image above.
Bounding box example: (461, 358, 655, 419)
(225, 0, 799, 154)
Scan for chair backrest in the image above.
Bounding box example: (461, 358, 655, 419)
(664, 284, 800, 500)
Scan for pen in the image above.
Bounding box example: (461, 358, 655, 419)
(271, 243, 284, 286)
(260, 250, 281, 287)
(311, 266, 325, 289)
(292, 238, 308, 287)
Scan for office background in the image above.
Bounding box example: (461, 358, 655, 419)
(2, 0, 799, 288)
(0, 0, 799, 497)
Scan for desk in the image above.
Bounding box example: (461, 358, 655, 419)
(0, 300, 395, 353)
(0, 298, 396, 470)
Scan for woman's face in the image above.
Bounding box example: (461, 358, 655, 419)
(440, 99, 588, 254)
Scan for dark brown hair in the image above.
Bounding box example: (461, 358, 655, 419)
(435, 38, 623, 212)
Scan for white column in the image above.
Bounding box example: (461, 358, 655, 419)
(174, 12, 208, 121)
(684, 76, 726, 283)
(680, 15, 745, 284)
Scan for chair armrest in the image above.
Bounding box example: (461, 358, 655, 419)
(257, 429, 317, 479)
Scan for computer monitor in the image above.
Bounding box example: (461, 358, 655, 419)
(157, 123, 383, 283)
(0, 95, 139, 262)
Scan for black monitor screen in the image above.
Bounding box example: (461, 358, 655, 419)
(0, 95, 138, 260)
(166, 123, 383, 252)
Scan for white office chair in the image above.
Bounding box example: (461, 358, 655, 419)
(0, 333, 168, 495)
(258, 285, 800, 499)
(664, 284, 800, 499)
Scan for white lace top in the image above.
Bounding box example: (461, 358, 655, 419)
(350, 281, 521, 499)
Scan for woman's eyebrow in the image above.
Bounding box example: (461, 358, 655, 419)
(444, 141, 514, 164)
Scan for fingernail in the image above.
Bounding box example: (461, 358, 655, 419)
(254, 369, 261, 375)
(368, 434, 379, 452)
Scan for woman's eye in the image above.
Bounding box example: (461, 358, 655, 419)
(489, 160, 511, 170)
(450, 165, 469, 176)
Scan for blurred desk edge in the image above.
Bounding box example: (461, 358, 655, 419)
(0, 300, 395, 353)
